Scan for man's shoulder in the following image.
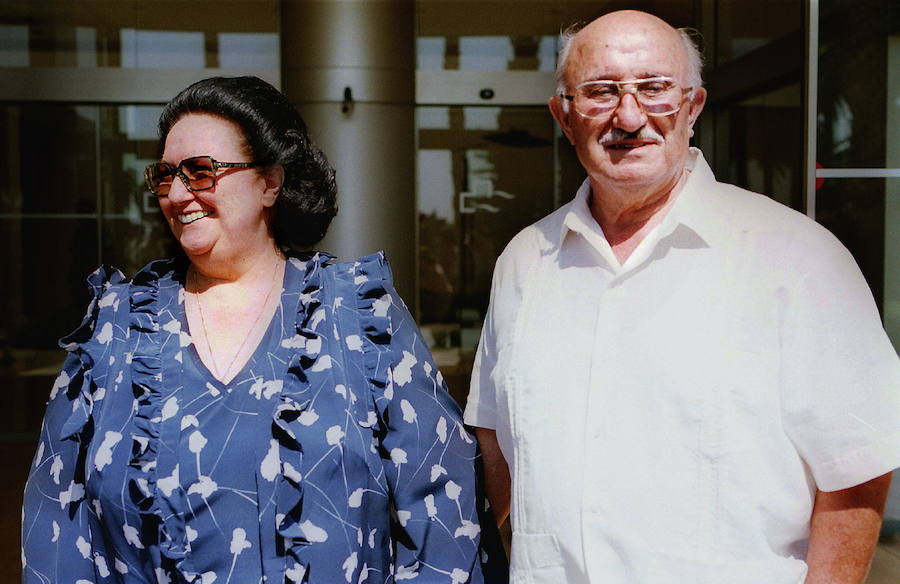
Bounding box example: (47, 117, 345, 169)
(706, 181, 854, 268)
(498, 203, 570, 264)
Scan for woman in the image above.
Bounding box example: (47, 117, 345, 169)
(22, 76, 493, 583)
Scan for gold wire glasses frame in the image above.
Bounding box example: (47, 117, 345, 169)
(561, 76, 693, 119)
(144, 155, 259, 197)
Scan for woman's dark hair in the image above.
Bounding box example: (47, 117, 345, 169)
(157, 76, 337, 249)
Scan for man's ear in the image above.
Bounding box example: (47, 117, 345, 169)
(687, 87, 707, 131)
(261, 164, 284, 207)
(548, 96, 577, 146)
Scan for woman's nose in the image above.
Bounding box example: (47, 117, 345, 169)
(165, 173, 195, 203)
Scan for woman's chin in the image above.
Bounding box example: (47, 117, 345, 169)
(177, 234, 215, 258)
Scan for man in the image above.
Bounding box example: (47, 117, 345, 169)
(465, 10, 900, 584)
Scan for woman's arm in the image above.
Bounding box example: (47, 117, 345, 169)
(377, 291, 486, 583)
(22, 353, 99, 583)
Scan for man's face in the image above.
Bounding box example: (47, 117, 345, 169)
(550, 14, 706, 197)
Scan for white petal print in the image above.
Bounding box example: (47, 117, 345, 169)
(450, 568, 470, 584)
(160, 396, 179, 421)
(123, 524, 145, 549)
(306, 337, 322, 354)
(187, 475, 218, 498)
(260, 439, 280, 481)
(423, 361, 432, 375)
(454, 519, 481, 540)
(390, 448, 408, 465)
(357, 563, 371, 584)
(342, 552, 358, 582)
(186, 526, 199, 543)
(283, 461, 302, 483)
(115, 558, 129, 574)
(230, 527, 252, 555)
(396, 510, 411, 527)
(157, 465, 180, 497)
(50, 455, 63, 484)
(368, 528, 377, 548)
(393, 351, 417, 387)
(430, 464, 447, 482)
(188, 430, 208, 454)
(299, 519, 329, 542)
(345, 334, 363, 352)
(310, 355, 332, 372)
(180, 415, 199, 430)
(51, 521, 60, 542)
(75, 535, 91, 558)
(94, 431, 122, 471)
(33, 442, 44, 467)
(285, 562, 307, 583)
(59, 481, 85, 509)
(335, 384, 348, 398)
(424, 495, 437, 518)
(348, 488, 365, 508)
(373, 294, 391, 317)
(298, 410, 319, 425)
(98, 291, 117, 308)
(400, 399, 417, 423)
(445, 480, 461, 501)
(50, 371, 69, 400)
(326, 425, 345, 445)
(95, 555, 110, 577)
(436, 417, 447, 444)
(200, 572, 217, 584)
(96, 321, 113, 344)
(395, 561, 419, 580)
(161, 318, 180, 334)
(457, 422, 474, 443)
(281, 335, 306, 349)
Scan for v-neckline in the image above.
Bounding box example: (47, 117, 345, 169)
(181, 264, 291, 387)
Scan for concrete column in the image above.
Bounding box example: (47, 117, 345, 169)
(280, 0, 416, 303)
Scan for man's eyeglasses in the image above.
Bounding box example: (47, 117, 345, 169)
(144, 155, 259, 197)
(561, 77, 693, 119)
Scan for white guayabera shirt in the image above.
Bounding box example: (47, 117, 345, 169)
(466, 149, 900, 584)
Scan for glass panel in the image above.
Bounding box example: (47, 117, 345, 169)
(816, 0, 894, 168)
(713, 0, 801, 65)
(417, 105, 557, 403)
(0, 105, 99, 215)
(415, 1, 695, 72)
(0, 0, 279, 69)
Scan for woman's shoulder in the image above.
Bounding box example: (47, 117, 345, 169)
(288, 250, 394, 288)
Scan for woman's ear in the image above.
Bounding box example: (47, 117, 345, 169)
(261, 164, 284, 207)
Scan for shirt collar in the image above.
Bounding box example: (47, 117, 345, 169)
(560, 148, 725, 254)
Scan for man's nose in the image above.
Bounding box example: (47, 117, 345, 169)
(612, 93, 647, 133)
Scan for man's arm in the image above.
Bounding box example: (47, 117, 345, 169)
(805, 472, 892, 583)
(474, 427, 511, 525)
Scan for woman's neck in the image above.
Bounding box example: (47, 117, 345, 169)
(188, 242, 285, 289)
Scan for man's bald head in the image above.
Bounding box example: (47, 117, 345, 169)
(555, 11, 703, 95)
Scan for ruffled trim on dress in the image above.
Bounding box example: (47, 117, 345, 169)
(126, 258, 200, 580)
(58, 265, 128, 441)
(274, 252, 332, 581)
(354, 252, 394, 404)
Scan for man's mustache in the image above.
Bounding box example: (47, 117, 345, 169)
(599, 128, 665, 144)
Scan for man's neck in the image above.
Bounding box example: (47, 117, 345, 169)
(589, 169, 688, 265)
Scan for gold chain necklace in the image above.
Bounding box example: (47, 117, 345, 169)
(190, 258, 281, 382)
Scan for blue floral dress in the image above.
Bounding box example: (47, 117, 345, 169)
(22, 252, 498, 584)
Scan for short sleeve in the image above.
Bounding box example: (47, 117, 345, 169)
(464, 274, 500, 430)
(780, 235, 900, 492)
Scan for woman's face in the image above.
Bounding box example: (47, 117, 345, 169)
(158, 113, 279, 261)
